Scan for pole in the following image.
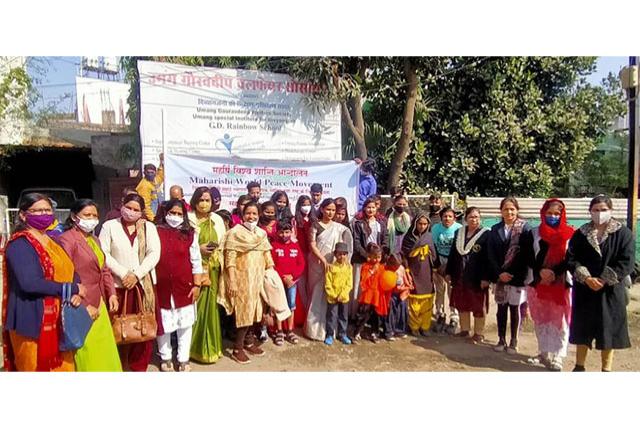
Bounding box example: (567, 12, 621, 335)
(627, 56, 639, 234)
(161, 108, 168, 200)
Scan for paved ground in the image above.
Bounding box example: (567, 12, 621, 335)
(147, 287, 640, 372)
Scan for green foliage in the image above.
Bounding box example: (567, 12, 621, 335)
(367, 57, 625, 196)
(573, 131, 629, 197)
(0, 66, 32, 120)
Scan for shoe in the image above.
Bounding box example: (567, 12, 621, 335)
(446, 319, 459, 335)
(506, 338, 518, 355)
(231, 349, 251, 365)
(456, 331, 470, 338)
(572, 365, 586, 372)
(324, 336, 334, 346)
(160, 360, 174, 372)
(396, 333, 408, 339)
(353, 334, 362, 342)
(339, 336, 352, 345)
(435, 315, 446, 334)
(274, 330, 285, 346)
(527, 353, 549, 367)
(370, 333, 380, 344)
(493, 338, 507, 352)
(419, 329, 432, 337)
(410, 330, 420, 337)
(470, 334, 484, 344)
(285, 331, 299, 345)
(244, 344, 265, 357)
(385, 335, 396, 342)
(549, 360, 563, 372)
(178, 362, 191, 372)
(259, 326, 268, 343)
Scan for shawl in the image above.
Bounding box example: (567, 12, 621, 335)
(2, 231, 61, 371)
(402, 212, 432, 258)
(135, 220, 155, 312)
(502, 218, 527, 272)
(455, 226, 489, 256)
(387, 211, 411, 252)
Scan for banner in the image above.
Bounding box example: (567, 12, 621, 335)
(138, 61, 342, 166)
(165, 154, 359, 216)
(76, 76, 130, 126)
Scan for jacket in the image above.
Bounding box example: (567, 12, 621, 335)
(325, 262, 353, 304)
(351, 217, 389, 264)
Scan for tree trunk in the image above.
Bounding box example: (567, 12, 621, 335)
(337, 60, 368, 160)
(387, 58, 419, 192)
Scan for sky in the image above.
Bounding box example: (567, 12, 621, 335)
(26, 56, 632, 114)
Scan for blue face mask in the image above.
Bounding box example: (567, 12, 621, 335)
(545, 215, 560, 227)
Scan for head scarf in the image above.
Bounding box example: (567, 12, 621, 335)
(538, 198, 574, 269)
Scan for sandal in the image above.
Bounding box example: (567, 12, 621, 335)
(178, 362, 192, 372)
(274, 331, 285, 346)
(285, 331, 299, 345)
(160, 360, 174, 372)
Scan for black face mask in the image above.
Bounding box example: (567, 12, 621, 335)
(429, 204, 441, 213)
(251, 197, 259, 203)
(261, 214, 275, 222)
(394, 206, 405, 214)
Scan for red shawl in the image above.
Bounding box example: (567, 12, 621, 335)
(536, 198, 574, 304)
(2, 231, 62, 371)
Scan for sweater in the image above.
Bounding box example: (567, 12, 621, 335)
(271, 240, 306, 283)
(324, 262, 353, 304)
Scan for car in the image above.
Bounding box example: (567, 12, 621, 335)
(17, 188, 77, 209)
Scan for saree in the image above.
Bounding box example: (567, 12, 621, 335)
(191, 214, 224, 363)
(304, 221, 353, 341)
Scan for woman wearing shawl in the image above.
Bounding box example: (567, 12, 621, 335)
(98, 193, 161, 371)
(567, 195, 634, 372)
(523, 198, 574, 371)
(3, 193, 86, 371)
(218, 202, 274, 364)
(485, 196, 531, 354)
(187, 187, 227, 364)
(446, 207, 490, 343)
(304, 198, 353, 341)
(387, 195, 412, 255)
(401, 212, 438, 336)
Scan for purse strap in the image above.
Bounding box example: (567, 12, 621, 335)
(61, 283, 70, 305)
(119, 285, 146, 316)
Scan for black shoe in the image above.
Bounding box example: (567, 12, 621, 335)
(572, 365, 586, 372)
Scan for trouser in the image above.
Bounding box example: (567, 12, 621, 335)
(326, 302, 349, 338)
(576, 345, 615, 371)
(408, 293, 435, 332)
(459, 311, 486, 336)
(353, 304, 379, 337)
(496, 303, 520, 341)
(433, 272, 459, 322)
(234, 323, 259, 351)
(157, 326, 193, 363)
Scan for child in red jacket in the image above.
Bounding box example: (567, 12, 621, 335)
(271, 220, 306, 345)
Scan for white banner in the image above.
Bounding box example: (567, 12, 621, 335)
(138, 61, 342, 167)
(165, 154, 359, 216)
(76, 76, 130, 126)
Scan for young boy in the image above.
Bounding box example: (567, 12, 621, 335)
(324, 242, 353, 345)
(271, 220, 306, 345)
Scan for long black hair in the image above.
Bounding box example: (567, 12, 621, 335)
(359, 196, 379, 236)
(14, 193, 53, 232)
(64, 198, 98, 231)
(316, 198, 336, 222)
(259, 201, 277, 226)
(122, 193, 146, 212)
(270, 190, 293, 221)
(233, 194, 252, 216)
(190, 186, 212, 213)
(155, 198, 193, 236)
(295, 195, 313, 225)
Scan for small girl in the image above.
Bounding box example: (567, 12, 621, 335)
(352, 243, 386, 343)
(231, 195, 252, 227)
(271, 190, 294, 222)
(154, 199, 204, 372)
(259, 201, 278, 243)
(388, 254, 414, 338)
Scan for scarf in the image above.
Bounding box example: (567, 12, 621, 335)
(536, 199, 574, 304)
(455, 226, 489, 256)
(403, 212, 433, 262)
(135, 220, 156, 312)
(501, 218, 526, 272)
(387, 211, 411, 251)
(220, 224, 272, 254)
(2, 231, 61, 371)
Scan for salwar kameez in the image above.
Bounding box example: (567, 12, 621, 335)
(408, 293, 434, 332)
(74, 301, 122, 371)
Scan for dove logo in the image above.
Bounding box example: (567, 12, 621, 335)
(215, 134, 236, 154)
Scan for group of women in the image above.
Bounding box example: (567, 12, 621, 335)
(1, 186, 634, 372)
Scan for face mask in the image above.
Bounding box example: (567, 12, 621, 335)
(301, 206, 312, 215)
(262, 214, 275, 222)
(166, 215, 183, 228)
(76, 217, 99, 233)
(145, 172, 156, 181)
(544, 215, 561, 227)
(25, 213, 55, 231)
(244, 220, 258, 231)
(121, 206, 142, 223)
(251, 196, 259, 203)
(591, 211, 611, 225)
(197, 201, 212, 213)
(394, 206, 405, 214)
(430, 204, 441, 213)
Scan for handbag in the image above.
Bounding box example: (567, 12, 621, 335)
(59, 283, 93, 352)
(111, 285, 157, 345)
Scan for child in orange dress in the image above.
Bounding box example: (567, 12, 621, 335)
(352, 243, 386, 343)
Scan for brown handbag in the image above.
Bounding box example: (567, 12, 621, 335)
(111, 285, 157, 345)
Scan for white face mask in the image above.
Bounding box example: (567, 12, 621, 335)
(591, 210, 611, 225)
(76, 217, 99, 234)
(244, 220, 258, 231)
(165, 214, 183, 229)
(301, 206, 312, 215)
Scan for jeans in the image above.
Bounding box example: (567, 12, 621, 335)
(326, 302, 349, 338)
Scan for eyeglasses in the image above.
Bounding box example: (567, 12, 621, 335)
(27, 208, 53, 215)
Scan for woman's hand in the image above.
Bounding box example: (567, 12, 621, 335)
(76, 283, 87, 298)
(122, 272, 138, 289)
(227, 282, 238, 298)
(498, 272, 513, 283)
(188, 286, 201, 303)
(539, 268, 556, 284)
(320, 257, 330, 273)
(200, 273, 212, 287)
(480, 280, 490, 289)
(70, 295, 82, 307)
(108, 295, 119, 313)
(585, 277, 604, 291)
(200, 243, 213, 256)
(86, 305, 99, 320)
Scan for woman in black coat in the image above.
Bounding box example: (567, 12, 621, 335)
(567, 195, 635, 372)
